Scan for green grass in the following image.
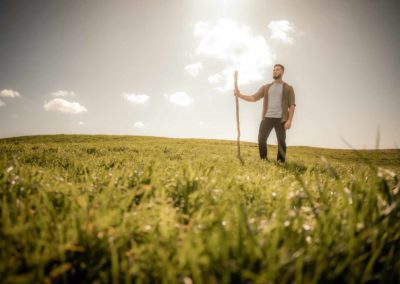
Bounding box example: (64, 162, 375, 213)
(0, 134, 399, 283)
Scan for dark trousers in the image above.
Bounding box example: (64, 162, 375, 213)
(258, 117, 286, 162)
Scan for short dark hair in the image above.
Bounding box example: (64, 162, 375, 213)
(274, 64, 285, 72)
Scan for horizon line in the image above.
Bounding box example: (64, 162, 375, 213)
(0, 133, 398, 151)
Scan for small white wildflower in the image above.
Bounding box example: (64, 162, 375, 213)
(292, 250, 302, 258)
(378, 167, 396, 179)
(211, 188, 222, 194)
(381, 202, 397, 216)
(258, 219, 268, 230)
(284, 220, 290, 227)
(6, 166, 14, 173)
(302, 224, 311, 231)
(306, 236, 312, 244)
(144, 224, 152, 231)
(182, 276, 193, 284)
(272, 192, 276, 197)
(387, 169, 396, 177)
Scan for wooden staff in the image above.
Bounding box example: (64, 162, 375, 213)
(234, 70, 244, 165)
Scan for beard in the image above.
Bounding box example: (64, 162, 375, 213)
(273, 74, 281, 79)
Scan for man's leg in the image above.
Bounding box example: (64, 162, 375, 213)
(258, 118, 274, 160)
(275, 119, 287, 163)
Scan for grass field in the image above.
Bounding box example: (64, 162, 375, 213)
(0, 134, 399, 283)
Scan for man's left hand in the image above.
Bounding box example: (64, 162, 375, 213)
(284, 120, 292, 130)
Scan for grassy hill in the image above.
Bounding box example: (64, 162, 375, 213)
(0, 134, 399, 283)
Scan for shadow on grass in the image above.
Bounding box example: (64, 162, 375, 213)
(275, 159, 342, 179)
(274, 160, 308, 175)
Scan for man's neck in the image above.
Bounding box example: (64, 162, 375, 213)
(273, 78, 283, 84)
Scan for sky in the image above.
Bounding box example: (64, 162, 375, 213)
(0, 0, 399, 149)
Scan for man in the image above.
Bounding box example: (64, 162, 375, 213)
(234, 64, 296, 163)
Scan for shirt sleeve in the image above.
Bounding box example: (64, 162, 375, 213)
(251, 85, 265, 101)
(289, 86, 296, 107)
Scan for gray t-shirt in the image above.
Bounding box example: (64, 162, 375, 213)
(265, 82, 283, 118)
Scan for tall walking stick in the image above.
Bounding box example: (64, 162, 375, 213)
(234, 70, 244, 165)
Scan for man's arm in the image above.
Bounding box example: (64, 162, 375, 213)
(287, 86, 296, 122)
(287, 105, 295, 122)
(234, 85, 264, 102)
(237, 93, 256, 102)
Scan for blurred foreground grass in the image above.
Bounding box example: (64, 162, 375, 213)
(0, 134, 399, 283)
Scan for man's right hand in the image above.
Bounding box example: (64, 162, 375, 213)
(234, 88, 240, 98)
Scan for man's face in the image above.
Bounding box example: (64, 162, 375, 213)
(272, 66, 283, 79)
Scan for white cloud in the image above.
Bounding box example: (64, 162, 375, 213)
(163, 92, 194, 107)
(0, 99, 5, 107)
(184, 62, 203, 77)
(51, 90, 76, 97)
(134, 121, 144, 128)
(208, 73, 223, 84)
(268, 20, 295, 44)
(43, 98, 88, 114)
(0, 89, 20, 98)
(122, 93, 150, 104)
(78, 121, 85, 125)
(193, 18, 276, 92)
